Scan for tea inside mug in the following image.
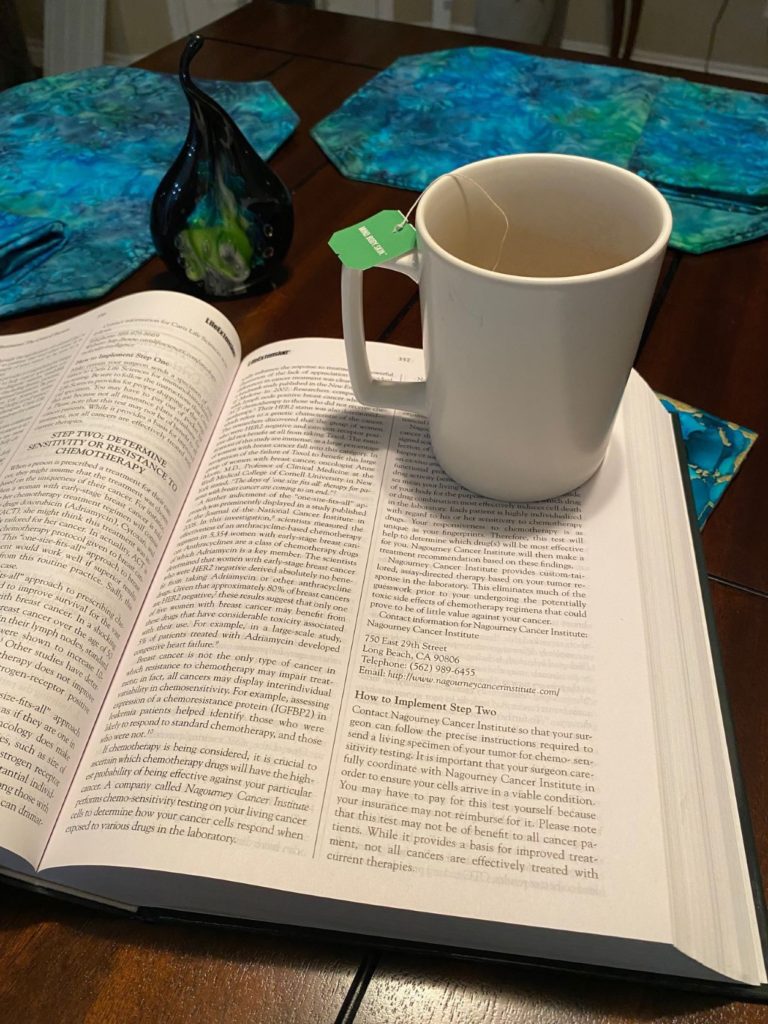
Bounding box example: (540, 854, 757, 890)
(422, 158, 668, 278)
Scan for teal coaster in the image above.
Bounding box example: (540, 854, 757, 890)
(312, 47, 768, 255)
(659, 395, 758, 528)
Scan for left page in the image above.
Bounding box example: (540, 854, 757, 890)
(0, 291, 239, 868)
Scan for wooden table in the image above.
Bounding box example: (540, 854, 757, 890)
(2, 2, 767, 1021)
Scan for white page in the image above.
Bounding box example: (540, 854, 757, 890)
(0, 320, 83, 472)
(47, 339, 673, 950)
(0, 292, 239, 865)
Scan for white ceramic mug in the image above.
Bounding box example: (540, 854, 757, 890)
(341, 153, 673, 501)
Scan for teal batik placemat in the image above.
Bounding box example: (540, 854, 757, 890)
(312, 47, 768, 254)
(0, 66, 298, 317)
(660, 396, 757, 527)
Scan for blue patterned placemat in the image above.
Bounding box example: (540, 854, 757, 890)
(0, 66, 299, 317)
(660, 396, 757, 527)
(312, 47, 768, 254)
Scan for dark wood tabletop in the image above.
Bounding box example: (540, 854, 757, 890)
(2, 2, 767, 1021)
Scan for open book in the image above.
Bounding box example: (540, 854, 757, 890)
(1, 291, 765, 994)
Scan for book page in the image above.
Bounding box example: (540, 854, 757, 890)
(0, 320, 83, 472)
(0, 292, 239, 866)
(47, 339, 673, 948)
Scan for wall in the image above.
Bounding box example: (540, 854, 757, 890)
(15, 0, 244, 68)
(105, 0, 174, 59)
(16, 0, 171, 62)
(355, 0, 768, 78)
(564, 0, 768, 77)
(15, 0, 768, 79)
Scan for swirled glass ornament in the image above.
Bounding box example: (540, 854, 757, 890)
(151, 35, 293, 296)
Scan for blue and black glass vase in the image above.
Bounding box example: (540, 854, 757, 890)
(151, 34, 293, 297)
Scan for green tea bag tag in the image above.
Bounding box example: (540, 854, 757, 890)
(329, 210, 417, 270)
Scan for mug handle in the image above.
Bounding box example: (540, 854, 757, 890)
(341, 252, 427, 415)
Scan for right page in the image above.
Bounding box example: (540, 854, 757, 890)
(44, 339, 764, 985)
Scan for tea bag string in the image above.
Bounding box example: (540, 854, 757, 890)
(396, 171, 510, 272)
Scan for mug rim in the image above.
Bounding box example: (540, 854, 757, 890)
(414, 153, 673, 285)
